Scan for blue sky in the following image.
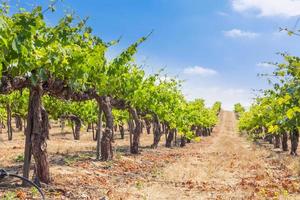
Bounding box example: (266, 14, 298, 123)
(13, 0, 300, 109)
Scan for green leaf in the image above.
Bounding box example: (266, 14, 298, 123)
(12, 37, 20, 54)
(0, 35, 8, 47)
(0, 17, 7, 30)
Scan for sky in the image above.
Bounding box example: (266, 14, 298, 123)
(11, 0, 300, 110)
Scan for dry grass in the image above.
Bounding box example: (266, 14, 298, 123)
(0, 112, 300, 199)
(0, 120, 175, 199)
(0, 121, 167, 167)
(123, 112, 300, 200)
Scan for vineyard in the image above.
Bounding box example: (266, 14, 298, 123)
(1, 1, 300, 200)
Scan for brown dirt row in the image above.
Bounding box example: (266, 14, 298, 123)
(0, 111, 300, 199)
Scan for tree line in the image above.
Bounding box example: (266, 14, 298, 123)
(0, 3, 221, 184)
(235, 31, 300, 156)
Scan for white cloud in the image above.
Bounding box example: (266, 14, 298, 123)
(232, 0, 300, 17)
(216, 11, 229, 16)
(257, 62, 274, 68)
(223, 29, 259, 38)
(183, 66, 217, 76)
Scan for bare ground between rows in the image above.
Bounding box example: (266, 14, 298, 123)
(0, 111, 300, 199)
(0, 121, 203, 199)
(120, 111, 300, 200)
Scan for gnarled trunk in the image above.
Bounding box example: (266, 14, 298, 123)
(145, 119, 151, 135)
(92, 122, 95, 135)
(71, 116, 81, 140)
(128, 120, 134, 151)
(205, 128, 210, 137)
(264, 134, 273, 144)
(180, 136, 186, 147)
(86, 123, 92, 132)
(202, 127, 208, 137)
(151, 114, 162, 148)
(119, 124, 125, 139)
(92, 122, 97, 141)
(23, 85, 50, 184)
(290, 128, 299, 156)
(274, 134, 280, 149)
(100, 96, 113, 161)
(196, 127, 201, 137)
(282, 132, 288, 151)
(6, 103, 12, 141)
(94, 126, 99, 140)
(23, 119, 26, 135)
(163, 123, 168, 142)
(166, 128, 175, 148)
(15, 115, 23, 131)
(64, 115, 81, 140)
(60, 117, 65, 134)
(96, 104, 102, 160)
(174, 129, 177, 146)
(208, 127, 212, 136)
(42, 108, 49, 140)
(129, 107, 142, 154)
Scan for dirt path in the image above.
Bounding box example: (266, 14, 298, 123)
(1, 111, 299, 199)
(124, 111, 300, 200)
